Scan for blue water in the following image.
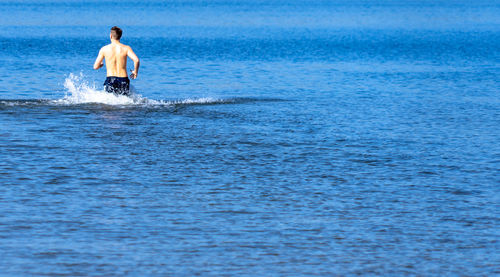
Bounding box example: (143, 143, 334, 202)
(1, 0, 499, 275)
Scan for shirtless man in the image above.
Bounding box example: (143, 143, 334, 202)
(93, 26, 140, 96)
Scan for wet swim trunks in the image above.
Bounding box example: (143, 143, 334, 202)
(104, 76, 130, 96)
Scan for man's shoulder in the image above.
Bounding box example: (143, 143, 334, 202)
(100, 44, 111, 51)
(121, 44, 132, 50)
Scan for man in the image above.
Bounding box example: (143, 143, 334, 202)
(93, 26, 140, 96)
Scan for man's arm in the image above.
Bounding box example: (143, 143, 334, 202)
(127, 47, 140, 79)
(93, 48, 104, 70)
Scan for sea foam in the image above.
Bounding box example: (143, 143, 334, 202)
(52, 73, 223, 106)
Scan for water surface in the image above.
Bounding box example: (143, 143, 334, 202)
(0, 0, 499, 276)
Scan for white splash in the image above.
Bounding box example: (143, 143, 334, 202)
(52, 73, 145, 105)
(51, 73, 224, 106)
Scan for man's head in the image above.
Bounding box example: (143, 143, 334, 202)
(110, 26, 122, 40)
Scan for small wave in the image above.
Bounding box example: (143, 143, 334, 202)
(51, 73, 227, 107)
(0, 73, 282, 108)
(52, 73, 158, 106)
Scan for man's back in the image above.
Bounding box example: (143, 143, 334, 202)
(101, 42, 133, 77)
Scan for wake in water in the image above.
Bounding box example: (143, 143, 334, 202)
(0, 73, 275, 108)
(52, 73, 223, 106)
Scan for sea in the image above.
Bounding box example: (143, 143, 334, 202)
(0, 0, 499, 276)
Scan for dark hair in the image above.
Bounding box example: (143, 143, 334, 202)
(110, 26, 122, 40)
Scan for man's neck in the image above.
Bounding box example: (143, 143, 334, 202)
(110, 39, 120, 44)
